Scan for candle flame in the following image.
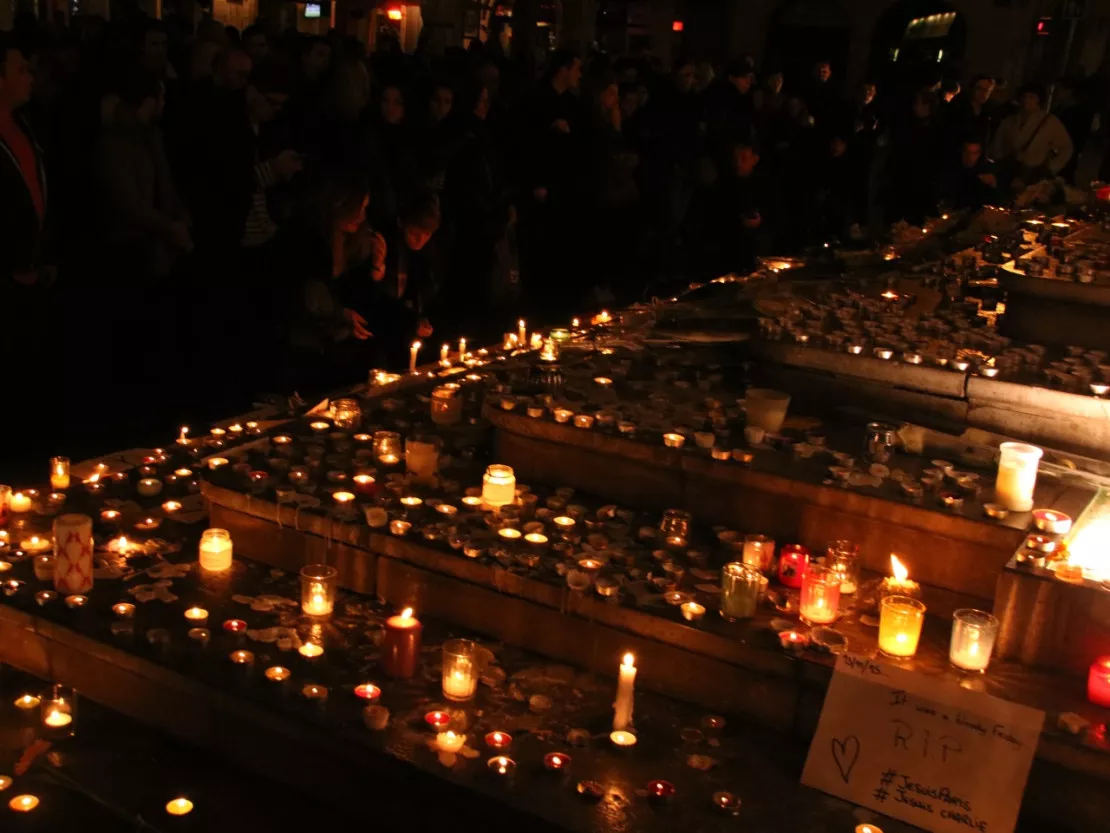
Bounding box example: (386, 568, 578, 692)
(890, 554, 909, 582)
(401, 607, 413, 619)
(411, 341, 421, 350)
(622, 652, 634, 667)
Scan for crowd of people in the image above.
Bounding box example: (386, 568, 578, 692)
(0, 13, 1099, 447)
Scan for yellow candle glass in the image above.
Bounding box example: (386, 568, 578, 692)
(878, 596, 926, 658)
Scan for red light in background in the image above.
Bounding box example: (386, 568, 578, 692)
(672, 20, 684, 32)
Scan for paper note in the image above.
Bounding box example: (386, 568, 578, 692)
(802, 653, 1044, 833)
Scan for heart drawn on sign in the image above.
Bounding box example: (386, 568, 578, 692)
(831, 735, 860, 784)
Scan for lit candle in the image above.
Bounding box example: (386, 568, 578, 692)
(440, 342, 450, 366)
(184, 606, 209, 625)
(43, 706, 73, 728)
(177, 426, 190, 445)
(309, 421, 330, 433)
(662, 432, 685, 448)
(1032, 509, 1072, 535)
(878, 596, 926, 658)
(298, 641, 324, 659)
(382, 607, 422, 679)
(1088, 657, 1110, 707)
(409, 340, 422, 374)
(20, 535, 51, 554)
(300, 564, 337, 617)
(166, 798, 194, 816)
(162, 500, 182, 515)
(594, 309, 612, 325)
(208, 456, 230, 470)
(741, 534, 774, 573)
(799, 564, 841, 625)
(112, 602, 135, 618)
(544, 752, 571, 772)
(777, 544, 809, 589)
(10, 491, 32, 513)
(9, 795, 39, 812)
(880, 554, 920, 597)
(485, 731, 512, 749)
(354, 682, 381, 700)
(613, 652, 637, 731)
(229, 650, 255, 665)
(442, 637, 479, 701)
(265, 666, 291, 682)
(949, 609, 999, 673)
(518, 319, 527, 345)
(488, 756, 516, 776)
(198, 528, 233, 572)
(482, 464, 516, 508)
(458, 337, 467, 358)
(681, 601, 706, 622)
(50, 456, 71, 490)
(14, 693, 41, 710)
(437, 730, 466, 753)
(994, 442, 1043, 512)
(856, 826, 884, 833)
(609, 729, 637, 748)
(137, 478, 163, 497)
(425, 710, 451, 729)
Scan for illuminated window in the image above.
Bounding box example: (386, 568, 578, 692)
(904, 12, 957, 39)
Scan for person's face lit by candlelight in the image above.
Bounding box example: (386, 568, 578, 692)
(381, 85, 405, 126)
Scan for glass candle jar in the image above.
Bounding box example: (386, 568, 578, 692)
(405, 435, 441, 483)
(742, 534, 774, 573)
(374, 431, 403, 467)
(198, 528, 233, 572)
(431, 384, 463, 426)
(777, 544, 809, 589)
(659, 509, 692, 549)
(442, 638, 480, 702)
(825, 540, 860, 595)
(720, 562, 768, 621)
(41, 684, 77, 735)
(482, 465, 516, 508)
(949, 609, 999, 672)
(799, 564, 841, 625)
(50, 457, 71, 490)
(1089, 657, 1110, 707)
(332, 398, 362, 430)
(994, 442, 1043, 512)
(878, 596, 927, 658)
(300, 564, 338, 617)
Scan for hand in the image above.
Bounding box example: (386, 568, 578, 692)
(416, 318, 434, 338)
(742, 213, 762, 230)
(168, 221, 193, 251)
(270, 149, 303, 181)
(979, 173, 998, 187)
(551, 118, 570, 134)
(368, 230, 387, 281)
(342, 308, 372, 340)
(532, 187, 548, 203)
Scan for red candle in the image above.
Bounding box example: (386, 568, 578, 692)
(485, 731, 512, 750)
(1088, 657, 1110, 707)
(425, 710, 451, 729)
(778, 544, 809, 589)
(382, 607, 422, 679)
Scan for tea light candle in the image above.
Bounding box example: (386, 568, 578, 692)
(14, 693, 41, 709)
(436, 730, 466, 753)
(663, 432, 685, 448)
(112, 602, 135, 618)
(10, 491, 32, 513)
(177, 426, 190, 445)
(573, 414, 595, 429)
(134, 516, 161, 530)
(544, 751, 571, 772)
(165, 798, 194, 816)
(208, 456, 230, 470)
(161, 500, 182, 515)
(778, 629, 808, 652)
(389, 520, 412, 536)
(65, 594, 88, 609)
(298, 641, 324, 659)
(136, 478, 163, 497)
(184, 606, 209, 625)
(1032, 509, 1072, 535)
(409, 340, 422, 373)
(187, 628, 210, 646)
(553, 408, 573, 423)
(9, 795, 39, 812)
(855, 825, 884, 833)
(646, 780, 675, 802)
(485, 731, 512, 750)
(230, 650, 254, 665)
(1088, 657, 1110, 707)
(613, 652, 636, 731)
(594, 377, 613, 387)
(302, 683, 328, 702)
(354, 682, 381, 701)
(43, 704, 73, 728)
(461, 496, 483, 509)
(949, 609, 999, 672)
(50, 456, 71, 490)
(878, 596, 926, 658)
(880, 554, 920, 597)
(458, 336, 467, 358)
(20, 535, 51, 554)
(498, 527, 522, 544)
(198, 528, 233, 572)
(425, 710, 451, 729)
(353, 474, 376, 494)
(265, 666, 291, 682)
(309, 421, 330, 433)
(681, 601, 706, 622)
(382, 607, 422, 679)
(223, 618, 247, 634)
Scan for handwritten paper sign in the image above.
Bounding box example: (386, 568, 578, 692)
(802, 653, 1044, 833)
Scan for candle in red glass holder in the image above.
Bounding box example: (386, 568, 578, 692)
(382, 607, 422, 679)
(354, 683, 381, 701)
(1089, 657, 1110, 707)
(777, 544, 809, 589)
(646, 780, 676, 802)
(485, 731, 512, 750)
(424, 710, 451, 729)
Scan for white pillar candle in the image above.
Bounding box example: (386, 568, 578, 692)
(409, 341, 421, 374)
(458, 337, 467, 359)
(53, 514, 94, 594)
(198, 528, 233, 572)
(517, 319, 527, 346)
(612, 652, 637, 731)
(994, 442, 1042, 512)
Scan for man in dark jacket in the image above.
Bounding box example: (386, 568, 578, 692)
(0, 34, 48, 286)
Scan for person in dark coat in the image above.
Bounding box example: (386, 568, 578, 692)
(943, 139, 1001, 210)
(887, 91, 942, 226)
